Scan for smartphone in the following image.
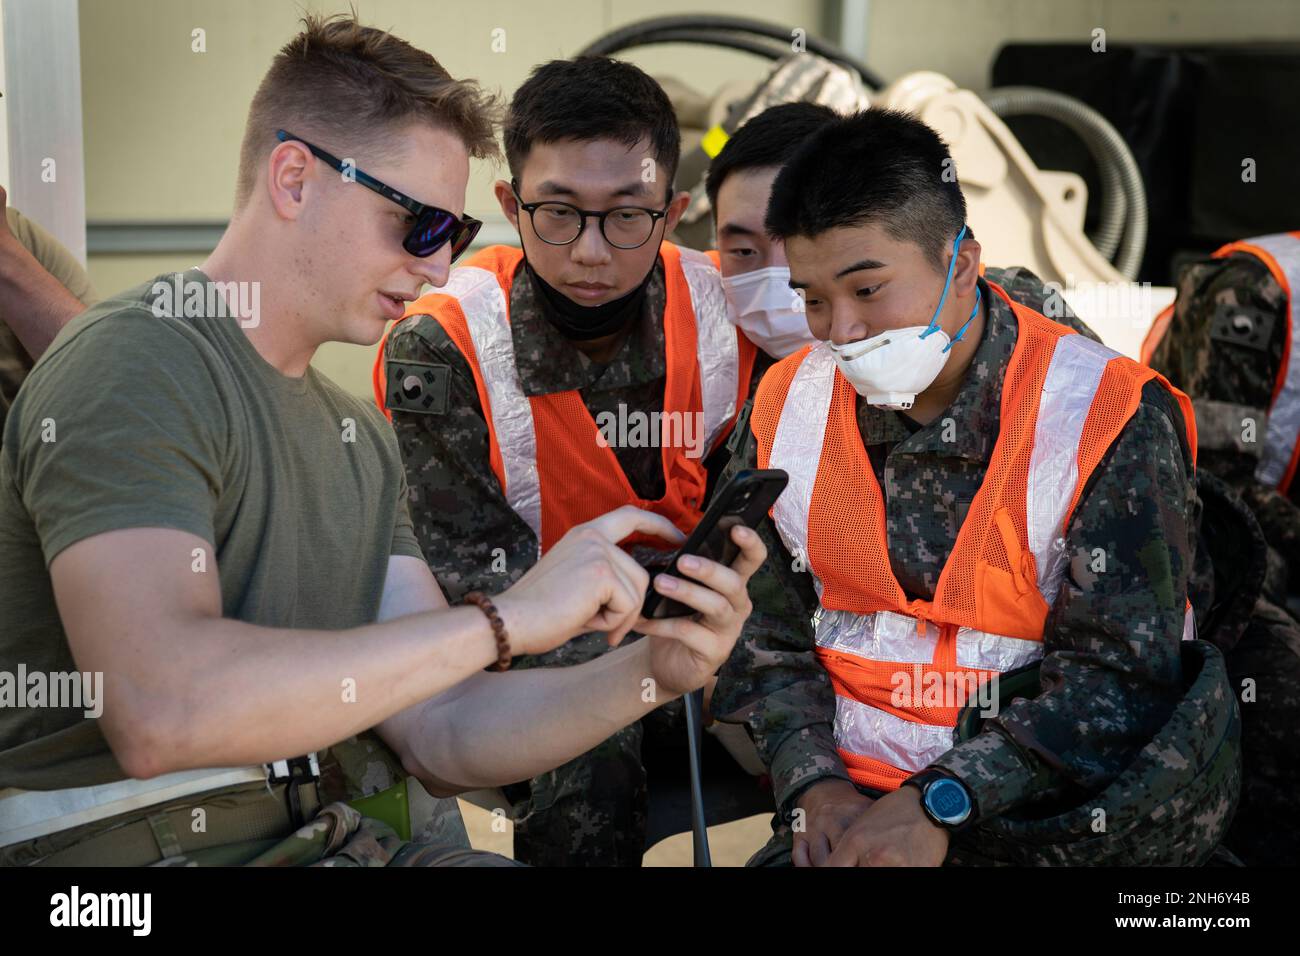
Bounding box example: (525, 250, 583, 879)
(641, 469, 789, 619)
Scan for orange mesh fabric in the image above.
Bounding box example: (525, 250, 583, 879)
(1217, 234, 1299, 408)
(1140, 304, 1175, 367)
(821, 640, 997, 727)
(810, 370, 906, 615)
(751, 282, 1198, 789)
(372, 322, 396, 421)
(532, 241, 707, 551)
(752, 346, 808, 471)
(841, 753, 912, 791)
(407, 244, 728, 554)
(935, 296, 1072, 637)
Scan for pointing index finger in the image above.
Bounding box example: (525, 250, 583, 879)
(586, 506, 686, 548)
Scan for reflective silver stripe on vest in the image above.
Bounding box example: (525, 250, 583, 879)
(771, 334, 1116, 626)
(449, 266, 544, 551)
(833, 696, 955, 775)
(814, 607, 940, 663)
(0, 765, 271, 849)
(1242, 233, 1300, 488)
(455, 253, 738, 551)
(814, 607, 1043, 672)
(678, 246, 740, 454)
(1026, 332, 1117, 602)
(766, 332, 1163, 770)
(955, 626, 1045, 672)
(768, 344, 837, 595)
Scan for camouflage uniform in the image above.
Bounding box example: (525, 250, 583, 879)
(712, 273, 1239, 866)
(385, 254, 715, 866)
(1148, 251, 1300, 866)
(1148, 251, 1298, 589)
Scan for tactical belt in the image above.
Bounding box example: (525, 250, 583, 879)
(0, 753, 321, 852)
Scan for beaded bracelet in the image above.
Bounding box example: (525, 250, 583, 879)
(464, 591, 512, 672)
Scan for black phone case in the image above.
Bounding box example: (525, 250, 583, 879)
(641, 469, 788, 619)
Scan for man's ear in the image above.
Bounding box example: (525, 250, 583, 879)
(494, 179, 520, 229)
(953, 237, 982, 295)
(662, 189, 693, 234)
(266, 139, 314, 222)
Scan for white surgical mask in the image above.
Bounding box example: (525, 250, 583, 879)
(720, 266, 817, 358)
(826, 226, 981, 410)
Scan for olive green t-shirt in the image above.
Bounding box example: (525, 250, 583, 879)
(0, 205, 99, 438)
(0, 269, 424, 792)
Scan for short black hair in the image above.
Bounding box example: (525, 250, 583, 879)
(504, 56, 680, 188)
(705, 102, 839, 211)
(765, 108, 969, 271)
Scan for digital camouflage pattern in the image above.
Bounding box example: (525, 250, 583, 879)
(385, 251, 723, 866)
(501, 653, 686, 867)
(316, 732, 472, 848)
(1147, 250, 1300, 866)
(385, 255, 673, 605)
(747, 641, 1240, 867)
(1147, 252, 1298, 582)
(1221, 596, 1300, 866)
(711, 272, 1238, 866)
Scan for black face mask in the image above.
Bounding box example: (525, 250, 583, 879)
(522, 256, 653, 342)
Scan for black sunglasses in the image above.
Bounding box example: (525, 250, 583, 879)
(276, 130, 481, 261)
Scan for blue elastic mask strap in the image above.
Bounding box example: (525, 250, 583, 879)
(942, 284, 981, 353)
(918, 225, 968, 342)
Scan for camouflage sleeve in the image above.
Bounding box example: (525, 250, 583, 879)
(1149, 255, 1296, 572)
(710, 408, 851, 818)
(385, 317, 538, 603)
(983, 265, 1102, 343)
(931, 381, 1197, 821)
(1237, 482, 1300, 594)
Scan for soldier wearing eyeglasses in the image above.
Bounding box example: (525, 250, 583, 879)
(379, 56, 756, 867)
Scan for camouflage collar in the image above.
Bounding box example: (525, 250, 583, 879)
(508, 258, 668, 397)
(855, 277, 1015, 463)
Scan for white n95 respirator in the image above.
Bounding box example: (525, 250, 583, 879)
(826, 225, 981, 411)
(826, 324, 956, 410)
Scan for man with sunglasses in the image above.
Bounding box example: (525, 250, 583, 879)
(378, 56, 757, 866)
(0, 15, 765, 867)
(273, 129, 484, 265)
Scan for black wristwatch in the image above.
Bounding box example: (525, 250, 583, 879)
(904, 769, 976, 831)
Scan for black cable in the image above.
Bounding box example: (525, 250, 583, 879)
(577, 14, 884, 89)
(608, 28, 790, 60)
(592, 29, 792, 62)
(683, 688, 712, 867)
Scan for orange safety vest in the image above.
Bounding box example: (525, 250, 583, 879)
(1140, 231, 1300, 494)
(374, 242, 756, 555)
(753, 282, 1198, 792)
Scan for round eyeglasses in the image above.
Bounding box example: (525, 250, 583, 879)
(511, 179, 671, 250)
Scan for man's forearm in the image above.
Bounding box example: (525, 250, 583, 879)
(392, 638, 669, 795)
(84, 605, 501, 778)
(0, 234, 86, 358)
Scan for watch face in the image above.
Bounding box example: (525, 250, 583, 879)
(925, 778, 972, 826)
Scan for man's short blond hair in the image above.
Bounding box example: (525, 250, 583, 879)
(234, 12, 500, 209)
